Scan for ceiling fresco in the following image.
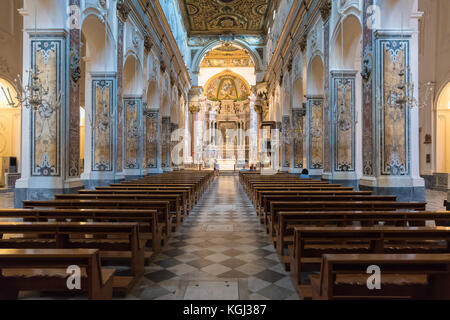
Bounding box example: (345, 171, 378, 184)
(179, 0, 272, 36)
(200, 44, 255, 68)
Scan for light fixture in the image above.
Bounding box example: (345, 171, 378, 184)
(2, 0, 62, 113)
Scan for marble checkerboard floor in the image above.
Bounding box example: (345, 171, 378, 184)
(124, 176, 300, 300)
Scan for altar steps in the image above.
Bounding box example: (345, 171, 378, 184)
(219, 170, 238, 176)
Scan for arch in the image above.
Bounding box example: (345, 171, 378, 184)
(282, 71, 291, 116)
(378, 0, 417, 29)
(123, 54, 143, 95)
(192, 40, 263, 74)
(81, 13, 115, 72)
(146, 80, 159, 110)
(0, 77, 22, 173)
(435, 82, 450, 173)
(307, 55, 324, 95)
(330, 14, 363, 70)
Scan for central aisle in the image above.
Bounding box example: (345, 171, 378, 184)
(128, 175, 299, 300)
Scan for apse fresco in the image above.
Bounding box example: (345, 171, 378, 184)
(144, 110, 159, 168)
(206, 74, 250, 101)
(92, 79, 114, 172)
(124, 98, 140, 169)
(32, 39, 61, 177)
(308, 98, 324, 169)
(382, 40, 409, 176)
(334, 76, 355, 172)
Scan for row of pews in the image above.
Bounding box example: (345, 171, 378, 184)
(240, 171, 450, 300)
(0, 170, 215, 300)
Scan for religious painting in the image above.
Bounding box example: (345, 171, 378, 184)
(31, 38, 63, 177)
(180, 0, 270, 35)
(205, 73, 250, 102)
(200, 47, 255, 68)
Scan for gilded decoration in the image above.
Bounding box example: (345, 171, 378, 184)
(382, 40, 408, 176)
(32, 39, 61, 177)
(92, 79, 113, 172)
(124, 98, 140, 169)
(179, 0, 271, 35)
(200, 45, 254, 68)
(205, 72, 250, 102)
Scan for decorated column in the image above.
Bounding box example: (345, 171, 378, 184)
(330, 70, 357, 184)
(116, 0, 130, 180)
(143, 108, 161, 173)
(161, 116, 171, 171)
(320, 0, 332, 180)
(123, 97, 142, 177)
(15, 0, 83, 206)
(306, 96, 324, 175)
(249, 94, 258, 166)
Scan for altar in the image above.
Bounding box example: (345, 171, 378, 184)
(217, 159, 236, 171)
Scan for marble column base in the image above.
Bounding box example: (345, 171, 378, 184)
(14, 186, 82, 208)
(358, 185, 426, 202)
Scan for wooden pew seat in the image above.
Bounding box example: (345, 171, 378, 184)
(0, 249, 114, 300)
(310, 254, 450, 300)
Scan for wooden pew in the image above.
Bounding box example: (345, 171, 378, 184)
(255, 190, 373, 213)
(80, 189, 190, 214)
(268, 201, 427, 238)
(96, 186, 195, 209)
(0, 221, 144, 296)
(289, 226, 450, 299)
(310, 253, 450, 300)
(22, 199, 172, 238)
(251, 186, 355, 209)
(54, 193, 183, 226)
(276, 210, 450, 267)
(0, 208, 162, 254)
(0, 248, 114, 300)
(262, 195, 397, 219)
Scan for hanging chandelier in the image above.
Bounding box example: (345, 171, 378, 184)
(1, 65, 62, 113)
(334, 82, 352, 132)
(387, 60, 417, 109)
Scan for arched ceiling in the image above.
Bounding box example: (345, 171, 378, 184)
(178, 0, 273, 36)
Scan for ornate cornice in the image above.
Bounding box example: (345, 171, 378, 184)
(117, 0, 131, 22)
(144, 33, 153, 52)
(299, 35, 307, 52)
(320, 0, 332, 22)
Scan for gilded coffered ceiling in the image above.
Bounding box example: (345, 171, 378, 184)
(179, 0, 272, 36)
